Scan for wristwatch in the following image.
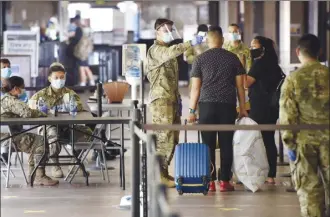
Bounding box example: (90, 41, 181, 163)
(189, 108, 196, 114)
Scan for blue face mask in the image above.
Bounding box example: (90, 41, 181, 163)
(1, 68, 12, 78)
(162, 33, 173, 43)
(229, 33, 241, 42)
(51, 79, 66, 89)
(18, 89, 28, 103)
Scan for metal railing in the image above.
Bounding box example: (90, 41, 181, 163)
(131, 110, 329, 217)
(131, 105, 179, 217)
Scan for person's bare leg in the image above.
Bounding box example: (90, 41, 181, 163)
(85, 66, 95, 86)
(79, 66, 87, 86)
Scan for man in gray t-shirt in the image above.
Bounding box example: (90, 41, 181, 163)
(187, 26, 248, 193)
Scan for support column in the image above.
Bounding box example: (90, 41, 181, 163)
(264, 2, 276, 41)
(244, 1, 254, 44)
(58, 1, 69, 42)
(308, 1, 318, 36)
(218, 1, 238, 30)
(208, 1, 219, 26)
(327, 1, 330, 67)
(279, 1, 291, 74)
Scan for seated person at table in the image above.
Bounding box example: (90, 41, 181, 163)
(0, 76, 59, 186)
(30, 62, 92, 178)
(1, 58, 29, 103)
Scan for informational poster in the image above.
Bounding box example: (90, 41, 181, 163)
(290, 24, 301, 37)
(3, 30, 40, 77)
(122, 44, 146, 79)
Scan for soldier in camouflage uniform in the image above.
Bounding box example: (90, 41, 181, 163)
(145, 18, 203, 187)
(280, 34, 329, 217)
(30, 62, 92, 178)
(0, 76, 59, 186)
(184, 24, 209, 65)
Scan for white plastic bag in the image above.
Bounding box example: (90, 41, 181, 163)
(232, 117, 269, 192)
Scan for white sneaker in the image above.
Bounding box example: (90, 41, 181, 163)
(80, 82, 86, 86)
(89, 80, 96, 86)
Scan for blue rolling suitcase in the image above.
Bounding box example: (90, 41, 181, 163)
(175, 121, 211, 195)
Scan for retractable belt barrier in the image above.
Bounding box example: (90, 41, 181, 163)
(131, 109, 329, 217)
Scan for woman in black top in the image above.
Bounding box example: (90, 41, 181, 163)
(246, 36, 284, 184)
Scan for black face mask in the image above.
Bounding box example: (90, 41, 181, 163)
(250, 48, 264, 59)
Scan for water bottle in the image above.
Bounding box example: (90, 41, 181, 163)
(38, 97, 48, 114)
(69, 95, 78, 116)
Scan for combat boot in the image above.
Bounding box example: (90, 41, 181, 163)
(161, 174, 176, 188)
(163, 168, 174, 181)
(34, 167, 59, 186)
(161, 167, 175, 188)
(52, 166, 64, 178)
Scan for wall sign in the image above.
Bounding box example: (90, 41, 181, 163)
(3, 30, 40, 77)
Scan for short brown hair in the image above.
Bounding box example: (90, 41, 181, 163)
(0, 58, 11, 67)
(154, 18, 174, 30)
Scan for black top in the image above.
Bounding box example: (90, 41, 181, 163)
(191, 48, 245, 104)
(248, 59, 283, 102)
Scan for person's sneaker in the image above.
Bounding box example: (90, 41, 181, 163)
(219, 181, 235, 192)
(161, 174, 176, 188)
(52, 166, 64, 178)
(209, 181, 216, 192)
(35, 168, 59, 186)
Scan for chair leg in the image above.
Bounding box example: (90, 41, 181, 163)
(100, 145, 110, 183)
(5, 141, 13, 188)
(13, 145, 28, 185)
(1, 154, 15, 178)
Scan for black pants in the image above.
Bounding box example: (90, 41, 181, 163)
(249, 99, 279, 178)
(199, 102, 237, 181)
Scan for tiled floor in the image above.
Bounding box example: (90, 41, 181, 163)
(1, 87, 301, 217)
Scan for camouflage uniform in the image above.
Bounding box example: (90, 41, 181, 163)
(30, 86, 92, 177)
(223, 41, 252, 72)
(185, 42, 208, 64)
(146, 41, 192, 170)
(0, 94, 59, 186)
(279, 61, 329, 217)
(223, 41, 251, 113)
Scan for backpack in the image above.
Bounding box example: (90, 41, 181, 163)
(74, 35, 93, 61)
(270, 70, 286, 109)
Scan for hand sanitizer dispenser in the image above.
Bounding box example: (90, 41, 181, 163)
(122, 44, 146, 101)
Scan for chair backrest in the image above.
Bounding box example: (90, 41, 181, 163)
(89, 111, 111, 142)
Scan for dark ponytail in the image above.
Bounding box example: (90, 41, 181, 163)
(1, 76, 24, 93)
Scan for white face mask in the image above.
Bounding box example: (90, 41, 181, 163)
(1, 68, 12, 78)
(162, 33, 173, 43)
(51, 79, 66, 89)
(228, 33, 241, 41)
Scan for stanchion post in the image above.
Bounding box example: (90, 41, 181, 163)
(279, 132, 284, 163)
(131, 106, 141, 217)
(97, 83, 103, 117)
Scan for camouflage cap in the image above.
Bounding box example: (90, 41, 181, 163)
(50, 62, 65, 69)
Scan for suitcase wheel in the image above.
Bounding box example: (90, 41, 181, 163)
(202, 190, 208, 196)
(177, 177, 183, 186)
(178, 190, 183, 195)
(202, 176, 208, 186)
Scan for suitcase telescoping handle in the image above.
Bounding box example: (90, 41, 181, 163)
(184, 119, 200, 143)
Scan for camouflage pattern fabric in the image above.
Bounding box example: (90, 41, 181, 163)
(0, 94, 48, 167)
(1, 94, 46, 119)
(223, 41, 252, 72)
(185, 42, 209, 64)
(150, 99, 181, 169)
(31, 86, 91, 163)
(38, 125, 92, 164)
(280, 61, 329, 217)
(30, 86, 84, 112)
(145, 40, 192, 104)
